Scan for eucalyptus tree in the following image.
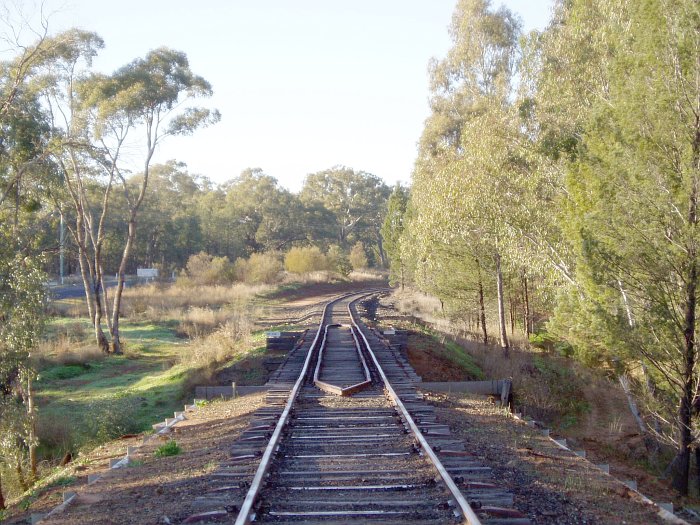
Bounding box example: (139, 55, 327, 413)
(39, 32, 219, 353)
(408, 0, 521, 354)
(129, 161, 206, 269)
(96, 47, 220, 353)
(381, 183, 409, 288)
(221, 168, 312, 254)
(300, 166, 390, 260)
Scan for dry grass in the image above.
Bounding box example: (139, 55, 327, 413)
(33, 335, 105, 369)
(349, 269, 389, 282)
(116, 282, 269, 339)
(176, 307, 246, 338)
(282, 270, 347, 284)
(179, 314, 253, 371)
(121, 283, 270, 315)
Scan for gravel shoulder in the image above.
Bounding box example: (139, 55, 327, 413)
(424, 391, 667, 525)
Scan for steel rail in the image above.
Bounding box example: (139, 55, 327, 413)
(313, 322, 372, 396)
(234, 295, 342, 525)
(347, 295, 483, 525)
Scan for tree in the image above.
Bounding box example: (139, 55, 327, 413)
(552, 0, 700, 495)
(300, 166, 390, 258)
(101, 47, 219, 353)
(406, 0, 522, 355)
(41, 37, 219, 353)
(382, 184, 409, 288)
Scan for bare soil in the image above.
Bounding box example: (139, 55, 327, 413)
(14, 393, 265, 525)
(405, 330, 479, 381)
(427, 392, 666, 524)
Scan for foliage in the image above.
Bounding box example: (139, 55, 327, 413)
(154, 440, 181, 458)
(349, 242, 369, 270)
(180, 252, 234, 286)
(325, 245, 352, 277)
(233, 252, 283, 284)
(381, 184, 409, 287)
(300, 165, 390, 261)
(284, 246, 328, 274)
(397, 0, 700, 495)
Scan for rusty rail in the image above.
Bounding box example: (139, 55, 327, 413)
(313, 323, 372, 396)
(347, 295, 482, 525)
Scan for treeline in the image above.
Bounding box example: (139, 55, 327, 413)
(382, 0, 700, 495)
(59, 163, 390, 279)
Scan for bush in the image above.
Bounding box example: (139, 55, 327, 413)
(284, 246, 328, 274)
(154, 440, 181, 457)
(180, 252, 234, 286)
(234, 252, 283, 284)
(326, 245, 352, 277)
(349, 242, 369, 270)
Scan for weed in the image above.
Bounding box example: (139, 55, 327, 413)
(195, 399, 209, 407)
(564, 474, 586, 491)
(127, 459, 145, 468)
(47, 475, 76, 488)
(154, 440, 181, 457)
(608, 415, 623, 435)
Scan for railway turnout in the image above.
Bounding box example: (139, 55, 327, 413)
(185, 291, 529, 525)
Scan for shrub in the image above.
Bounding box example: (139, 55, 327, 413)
(234, 252, 283, 284)
(180, 252, 234, 286)
(349, 242, 369, 270)
(154, 440, 181, 457)
(326, 245, 352, 277)
(284, 246, 328, 274)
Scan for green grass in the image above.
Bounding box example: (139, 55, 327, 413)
(441, 338, 486, 380)
(36, 316, 191, 456)
(410, 324, 485, 380)
(154, 440, 181, 457)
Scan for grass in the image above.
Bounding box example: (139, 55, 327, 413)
(404, 324, 485, 380)
(154, 440, 181, 457)
(33, 282, 270, 462)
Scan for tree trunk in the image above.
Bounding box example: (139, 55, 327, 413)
(92, 281, 110, 353)
(523, 274, 531, 338)
(476, 261, 488, 345)
(695, 447, 700, 498)
(110, 217, 138, 354)
(76, 245, 95, 326)
(495, 252, 509, 356)
(377, 233, 387, 268)
(672, 239, 696, 494)
(618, 375, 647, 436)
(27, 375, 37, 481)
(15, 458, 27, 492)
(0, 469, 5, 510)
(509, 290, 515, 335)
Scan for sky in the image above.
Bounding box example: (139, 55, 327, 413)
(14, 0, 554, 191)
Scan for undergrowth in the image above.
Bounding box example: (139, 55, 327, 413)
(154, 440, 181, 457)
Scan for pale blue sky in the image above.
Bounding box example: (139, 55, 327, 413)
(21, 0, 554, 190)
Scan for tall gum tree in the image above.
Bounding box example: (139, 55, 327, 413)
(98, 47, 220, 354)
(408, 0, 521, 355)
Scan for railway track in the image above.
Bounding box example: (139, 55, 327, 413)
(185, 291, 529, 525)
